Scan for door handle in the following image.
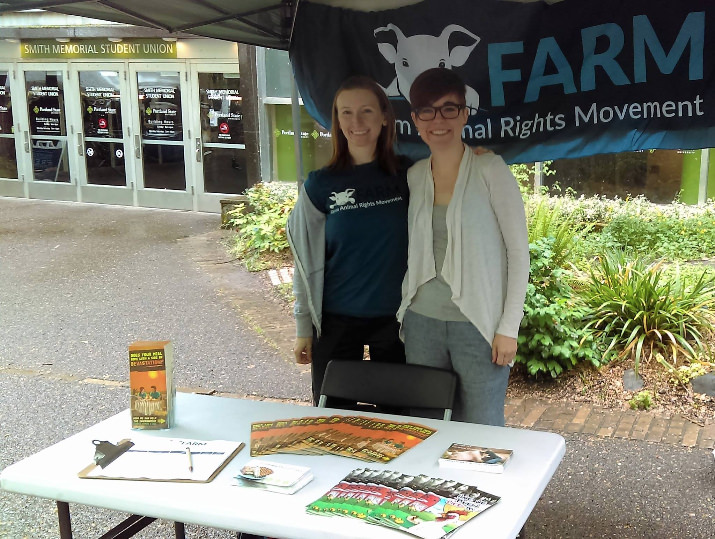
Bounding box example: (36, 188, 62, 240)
(77, 133, 84, 157)
(134, 134, 141, 159)
(195, 138, 202, 163)
(23, 131, 30, 153)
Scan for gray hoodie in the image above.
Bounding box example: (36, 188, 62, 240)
(286, 184, 325, 338)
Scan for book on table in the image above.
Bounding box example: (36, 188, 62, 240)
(438, 443, 513, 473)
(129, 340, 175, 429)
(235, 459, 313, 494)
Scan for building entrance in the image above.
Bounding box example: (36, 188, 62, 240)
(0, 53, 249, 212)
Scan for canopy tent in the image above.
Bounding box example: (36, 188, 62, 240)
(4, 0, 712, 197)
(0, 0, 433, 49)
(0, 0, 298, 49)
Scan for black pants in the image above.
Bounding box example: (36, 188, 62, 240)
(310, 312, 406, 406)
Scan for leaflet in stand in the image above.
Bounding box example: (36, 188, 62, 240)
(438, 443, 513, 473)
(236, 459, 313, 494)
(129, 340, 175, 429)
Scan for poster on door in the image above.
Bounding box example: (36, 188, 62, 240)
(81, 75, 122, 138)
(202, 87, 243, 144)
(140, 84, 182, 141)
(27, 84, 63, 136)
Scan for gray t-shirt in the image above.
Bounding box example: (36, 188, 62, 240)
(408, 205, 469, 321)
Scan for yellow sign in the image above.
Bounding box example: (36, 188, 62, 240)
(21, 39, 178, 59)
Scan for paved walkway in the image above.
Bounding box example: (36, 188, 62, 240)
(167, 226, 715, 452)
(215, 230, 715, 452)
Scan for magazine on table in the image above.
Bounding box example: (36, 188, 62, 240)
(438, 443, 513, 473)
(307, 468, 500, 539)
(250, 415, 436, 462)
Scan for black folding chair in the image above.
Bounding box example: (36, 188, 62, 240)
(317, 360, 458, 421)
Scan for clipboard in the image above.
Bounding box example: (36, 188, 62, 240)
(78, 437, 245, 483)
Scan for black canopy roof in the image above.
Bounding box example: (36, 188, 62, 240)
(0, 0, 298, 49)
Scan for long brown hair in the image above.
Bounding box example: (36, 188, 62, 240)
(327, 76, 399, 175)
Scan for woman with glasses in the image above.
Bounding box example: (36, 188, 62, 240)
(397, 67, 530, 426)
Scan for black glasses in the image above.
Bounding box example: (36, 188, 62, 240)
(412, 103, 466, 121)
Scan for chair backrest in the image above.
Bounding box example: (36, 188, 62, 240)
(317, 360, 457, 421)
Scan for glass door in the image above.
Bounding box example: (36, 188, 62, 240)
(0, 67, 24, 198)
(129, 64, 193, 210)
(190, 64, 247, 212)
(22, 66, 79, 201)
(70, 64, 134, 206)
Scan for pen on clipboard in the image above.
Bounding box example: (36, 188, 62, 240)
(186, 447, 194, 472)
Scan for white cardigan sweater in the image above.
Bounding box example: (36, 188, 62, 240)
(397, 147, 530, 344)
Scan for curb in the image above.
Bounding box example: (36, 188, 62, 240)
(505, 397, 714, 450)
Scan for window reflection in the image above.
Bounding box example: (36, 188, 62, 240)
(203, 147, 247, 194)
(31, 138, 69, 182)
(142, 144, 185, 190)
(85, 141, 125, 186)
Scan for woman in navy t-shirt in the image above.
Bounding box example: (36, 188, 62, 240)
(287, 76, 409, 405)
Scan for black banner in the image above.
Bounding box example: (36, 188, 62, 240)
(291, 0, 714, 163)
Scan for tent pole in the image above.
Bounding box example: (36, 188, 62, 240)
(698, 148, 710, 204)
(290, 71, 305, 189)
(534, 162, 543, 191)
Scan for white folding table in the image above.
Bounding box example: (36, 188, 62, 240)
(0, 392, 565, 539)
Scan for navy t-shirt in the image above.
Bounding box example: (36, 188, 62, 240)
(304, 160, 409, 318)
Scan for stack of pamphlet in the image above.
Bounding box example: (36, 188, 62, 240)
(306, 468, 500, 539)
(236, 459, 313, 494)
(250, 415, 436, 463)
(438, 443, 513, 473)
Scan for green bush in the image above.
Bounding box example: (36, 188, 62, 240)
(628, 390, 653, 410)
(509, 161, 555, 196)
(526, 196, 592, 269)
(227, 182, 297, 269)
(516, 238, 603, 378)
(553, 195, 715, 261)
(601, 211, 715, 260)
(580, 251, 715, 376)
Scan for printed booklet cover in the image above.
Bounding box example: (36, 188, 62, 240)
(438, 443, 513, 473)
(307, 468, 500, 539)
(129, 340, 175, 429)
(250, 415, 436, 463)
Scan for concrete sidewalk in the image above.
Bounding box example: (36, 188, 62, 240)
(1, 198, 713, 539)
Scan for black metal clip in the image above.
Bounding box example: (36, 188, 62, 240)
(92, 439, 134, 468)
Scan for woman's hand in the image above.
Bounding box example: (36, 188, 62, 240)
(294, 337, 313, 364)
(492, 334, 517, 366)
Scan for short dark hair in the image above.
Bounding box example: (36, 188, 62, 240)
(410, 68, 466, 110)
(327, 76, 399, 175)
